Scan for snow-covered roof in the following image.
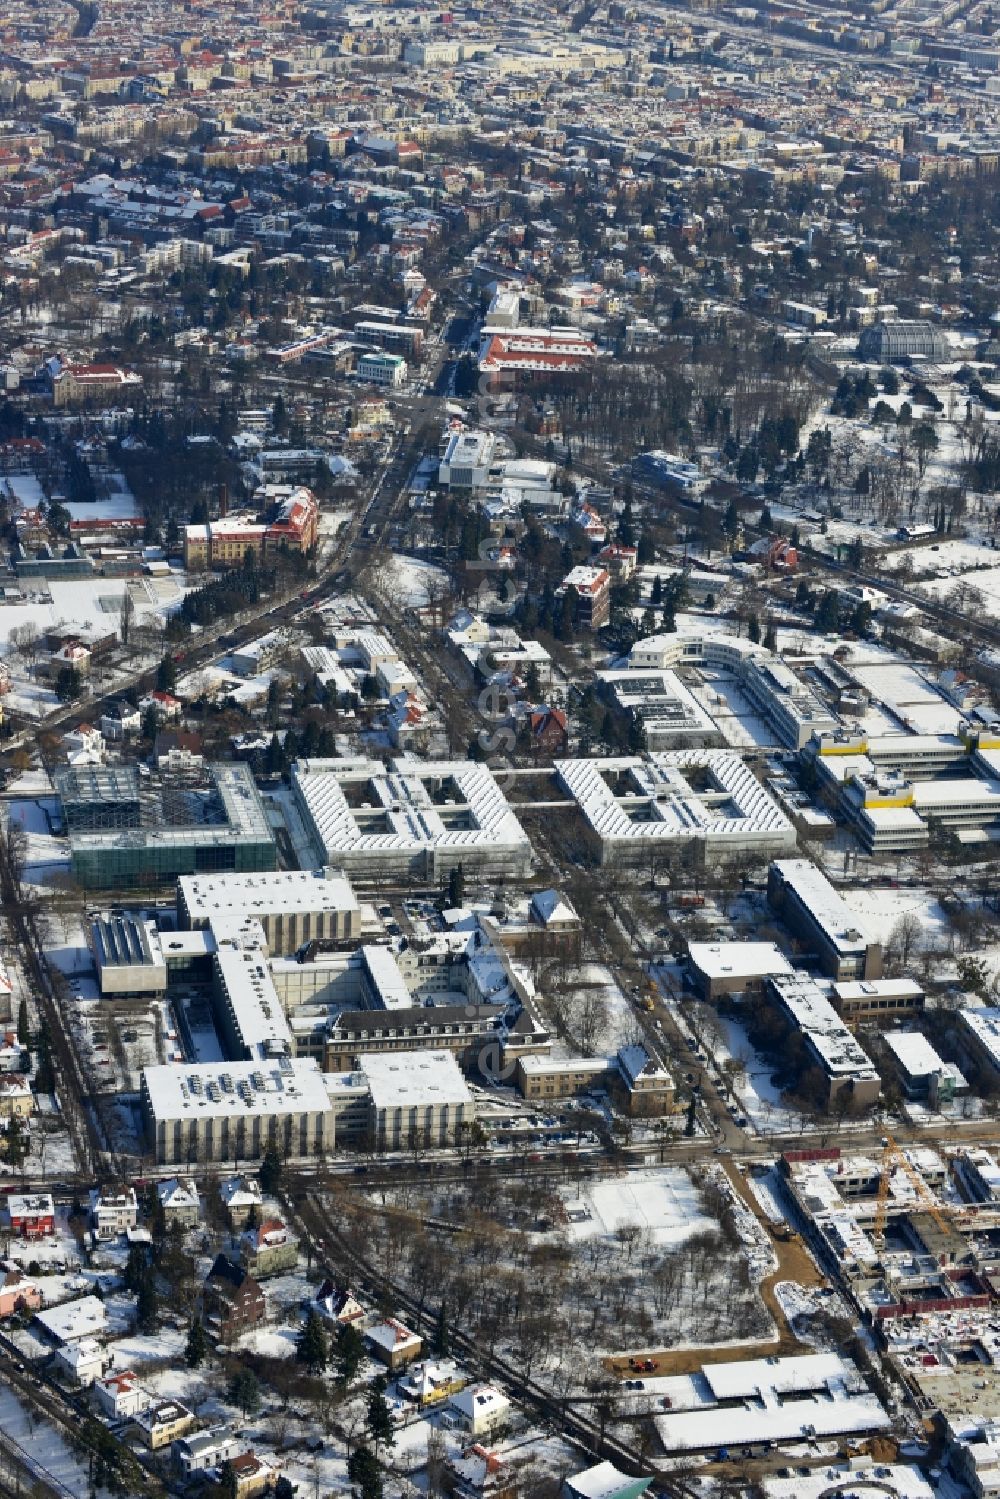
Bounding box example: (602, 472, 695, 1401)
(35, 1295, 107, 1344)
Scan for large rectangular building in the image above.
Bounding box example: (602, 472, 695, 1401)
(58, 763, 277, 890)
(177, 868, 360, 956)
(767, 858, 881, 980)
(557, 752, 797, 869)
(292, 756, 533, 881)
(361, 1049, 474, 1150)
(140, 1058, 334, 1167)
(767, 974, 880, 1109)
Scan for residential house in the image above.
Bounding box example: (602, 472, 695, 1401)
(157, 1177, 200, 1228)
(239, 1218, 298, 1279)
(224, 1451, 277, 1497)
(55, 1335, 108, 1386)
(0, 1032, 26, 1072)
(153, 730, 204, 774)
(140, 690, 182, 722)
(219, 1175, 262, 1229)
(0, 1074, 33, 1119)
(365, 1317, 423, 1370)
(313, 1280, 365, 1325)
(530, 888, 580, 934)
(94, 1369, 149, 1420)
(172, 1426, 245, 1479)
(62, 723, 105, 765)
(596, 542, 638, 582)
(444, 1445, 518, 1499)
(388, 690, 431, 750)
(34, 1295, 106, 1346)
(399, 1358, 467, 1408)
(449, 1384, 511, 1439)
(100, 700, 141, 741)
(134, 1400, 198, 1451)
(570, 500, 607, 546)
(527, 707, 568, 756)
(0, 1269, 40, 1317)
(201, 1255, 266, 1344)
(7, 1192, 54, 1238)
(89, 1187, 138, 1240)
(47, 639, 91, 681)
(558, 565, 611, 631)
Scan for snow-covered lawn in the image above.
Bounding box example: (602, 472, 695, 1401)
(840, 885, 950, 948)
(386, 556, 450, 608)
(559, 1167, 711, 1248)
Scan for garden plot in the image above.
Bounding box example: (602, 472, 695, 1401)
(559, 1167, 712, 1248)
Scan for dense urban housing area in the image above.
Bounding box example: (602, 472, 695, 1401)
(6, 0, 1000, 1496)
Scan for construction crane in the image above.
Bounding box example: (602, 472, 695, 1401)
(872, 1133, 952, 1248)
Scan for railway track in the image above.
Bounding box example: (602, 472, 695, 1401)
(288, 1177, 699, 1494)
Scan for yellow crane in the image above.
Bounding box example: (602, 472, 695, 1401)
(872, 1133, 952, 1247)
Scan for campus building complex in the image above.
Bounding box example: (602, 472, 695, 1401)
(291, 756, 533, 880)
(556, 751, 797, 868)
(56, 763, 277, 890)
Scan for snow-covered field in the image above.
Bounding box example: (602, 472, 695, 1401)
(386, 555, 451, 608)
(840, 885, 950, 948)
(559, 1167, 711, 1247)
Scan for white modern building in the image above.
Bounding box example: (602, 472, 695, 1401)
(89, 1187, 139, 1240)
(356, 350, 407, 387)
(177, 868, 361, 957)
(141, 1058, 334, 1166)
(654, 1353, 888, 1454)
(91, 916, 167, 996)
(767, 974, 880, 1108)
(597, 667, 723, 750)
(438, 429, 497, 490)
(292, 757, 533, 880)
(767, 858, 882, 980)
(628, 630, 837, 750)
(556, 751, 797, 868)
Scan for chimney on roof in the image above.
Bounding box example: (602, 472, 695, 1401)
(219, 482, 228, 518)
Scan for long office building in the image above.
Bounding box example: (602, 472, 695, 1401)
(141, 1056, 336, 1167)
(628, 631, 837, 750)
(806, 725, 1000, 853)
(767, 974, 881, 1108)
(767, 858, 882, 981)
(556, 751, 797, 868)
(141, 1048, 477, 1165)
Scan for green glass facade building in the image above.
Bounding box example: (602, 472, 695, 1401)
(56, 763, 277, 890)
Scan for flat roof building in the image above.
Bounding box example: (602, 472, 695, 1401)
(141, 1057, 333, 1167)
(687, 940, 795, 1000)
(883, 1030, 966, 1104)
(767, 974, 880, 1108)
(597, 668, 723, 750)
(361, 1048, 475, 1149)
(292, 757, 533, 881)
(92, 915, 167, 996)
(767, 859, 881, 980)
(57, 762, 276, 890)
(177, 867, 360, 956)
(557, 752, 797, 869)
